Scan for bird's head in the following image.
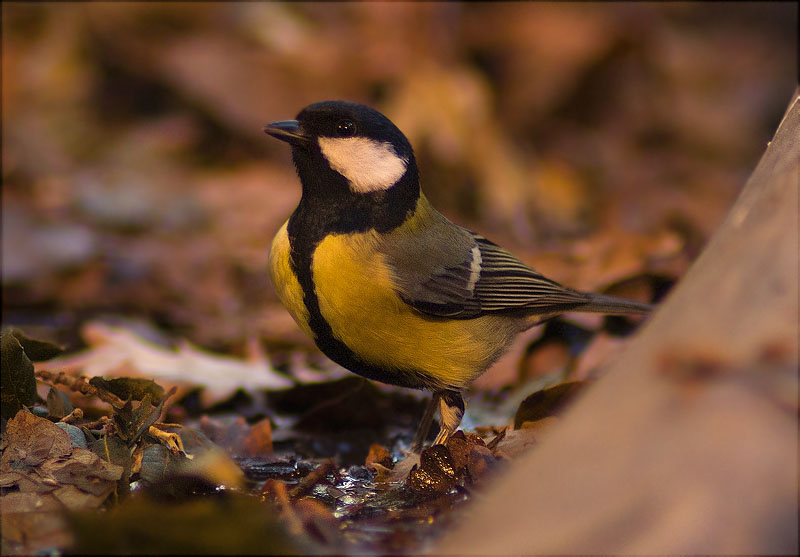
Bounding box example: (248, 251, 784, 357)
(264, 101, 417, 198)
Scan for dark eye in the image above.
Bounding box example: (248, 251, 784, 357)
(336, 120, 356, 137)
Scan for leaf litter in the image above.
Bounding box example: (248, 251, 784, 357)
(2, 322, 625, 554)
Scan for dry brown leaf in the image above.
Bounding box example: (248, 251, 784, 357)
(242, 418, 273, 457)
(1, 411, 73, 470)
(37, 322, 292, 406)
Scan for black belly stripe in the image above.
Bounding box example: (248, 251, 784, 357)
(284, 164, 449, 391)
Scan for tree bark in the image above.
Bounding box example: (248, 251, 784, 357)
(436, 88, 799, 555)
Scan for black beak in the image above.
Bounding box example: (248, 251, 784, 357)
(263, 120, 309, 145)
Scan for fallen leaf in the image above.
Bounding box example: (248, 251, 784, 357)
(139, 444, 182, 485)
(492, 428, 540, 460)
(50, 483, 113, 511)
(8, 328, 65, 361)
(38, 448, 123, 496)
(91, 435, 133, 492)
(513, 380, 586, 429)
(46, 387, 74, 419)
(113, 393, 164, 445)
(365, 443, 393, 472)
(38, 322, 293, 406)
(55, 422, 88, 449)
(89, 376, 166, 403)
(466, 444, 500, 486)
(1, 411, 72, 470)
(198, 415, 250, 455)
(1, 330, 38, 420)
(0, 498, 71, 555)
(242, 418, 273, 457)
(405, 445, 457, 498)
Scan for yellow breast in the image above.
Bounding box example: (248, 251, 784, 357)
(268, 221, 313, 338)
(311, 231, 519, 389)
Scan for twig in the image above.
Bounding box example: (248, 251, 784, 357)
(59, 408, 84, 424)
(486, 427, 508, 451)
(266, 479, 304, 536)
(35, 369, 125, 408)
(289, 460, 336, 499)
(148, 425, 190, 458)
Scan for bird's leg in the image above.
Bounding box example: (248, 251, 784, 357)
(412, 391, 440, 453)
(432, 389, 465, 446)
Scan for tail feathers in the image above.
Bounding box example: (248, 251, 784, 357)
(577, 292, 653, 315)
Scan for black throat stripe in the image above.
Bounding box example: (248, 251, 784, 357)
(285, 166, 444, 390)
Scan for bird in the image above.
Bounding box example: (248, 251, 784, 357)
(264, 100, 652, 450)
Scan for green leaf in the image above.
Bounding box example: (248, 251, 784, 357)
(1, 330, 38, 420)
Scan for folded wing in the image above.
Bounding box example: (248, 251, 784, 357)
(395, 232, 594, 319)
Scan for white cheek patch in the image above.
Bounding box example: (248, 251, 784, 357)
(318, 136, 408, 193)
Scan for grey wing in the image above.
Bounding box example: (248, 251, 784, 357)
(396, 231, 592, 319)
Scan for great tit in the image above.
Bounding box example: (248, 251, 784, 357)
(264, 100, 652, 449)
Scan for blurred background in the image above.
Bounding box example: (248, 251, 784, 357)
(2, 2, 797, 360)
